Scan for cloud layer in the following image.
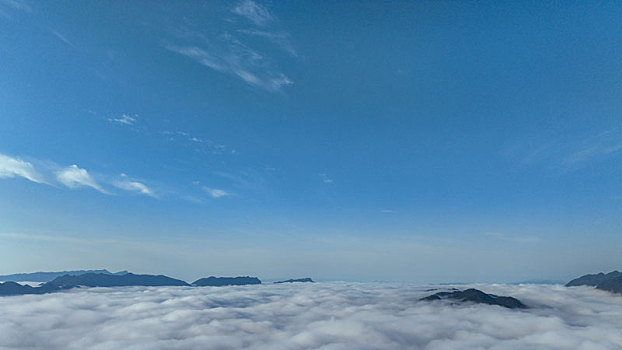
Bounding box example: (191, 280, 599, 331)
(0, 283, 621, 349)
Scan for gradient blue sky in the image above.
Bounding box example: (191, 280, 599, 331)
(1, 0, 621, 283)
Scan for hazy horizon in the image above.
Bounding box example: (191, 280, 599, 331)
(0, 265, 581, 285)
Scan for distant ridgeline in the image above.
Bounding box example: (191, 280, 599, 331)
(0, 269, 128, 282)
(566, 271, 622, 294)
(274, 278, 314, 284)
(192, 276, 261, 286)
(0, 272, 280, 296)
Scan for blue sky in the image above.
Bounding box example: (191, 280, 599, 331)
(1, 0, 621, 283)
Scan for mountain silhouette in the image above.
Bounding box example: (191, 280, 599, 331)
(0, 269, 128, 282)
(1, 272, 190, 296)
(565, 271, 622, 287)
(421, 288, 527, 309)
(566, 271, 622, 294)
(0, 281, 59, 296)
(46, 273, 189, 288)
(192, 276, 261, 286)
(274, 278, 314, 284)
(595, 275, 622, 294)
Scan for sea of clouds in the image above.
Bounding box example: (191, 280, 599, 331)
(0, 282, 621, 349)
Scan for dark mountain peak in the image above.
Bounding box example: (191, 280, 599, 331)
(596, 275, 622, 294)
(566, 271, 622, 287)
(274, 278, 314, 284)
(192, 276, 261, 286)
(0, 281, 36, 296)
(46, 273, 190, 289)
(0, 281, 59, 296)
(2, 272, 189, 296)
(421, 288, 527, 309)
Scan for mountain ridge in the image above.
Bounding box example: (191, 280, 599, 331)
(0, 269, 128, 282)
(192, 276, 261, 287)
(565, 270, 622, 294)
(421, 288, 528, 309)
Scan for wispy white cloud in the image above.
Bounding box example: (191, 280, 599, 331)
(0, 232, 116, 245)
(484, 232, 541, 244)
(107, 114, 137, 126)
(0, 153, 165, 199)
(319, 173, 333, 184)
(167, 42, 293, 92)
(168, 46, 223, 71)
(203, 187, 231, 198)
(114, 174, 155, 197)
(55, 164, 108, 194)
(0, 153, 45, 184)
(560, 129, 622, 167)
(166, 1, 295, 92)
(50, 30, 76, 48)
(212, 170, 268, 197)
(161, 130, 232, 155)
(0, 0, 31, 12)
(506, 127, 622, 173)
(237, 29, 297, 56)
(0, 0, 29, 20)
(232, 0, 274, 26)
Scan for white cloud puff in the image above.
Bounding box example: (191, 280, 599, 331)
(0, 153, 45, 183)
(114, 175, 155, 197)
(114, 181, 154, 197)
(0, 283, 621, 349)
(55, 164, 107, 193)
(319, 173, 333, 184)
(203, 187, 230, 198)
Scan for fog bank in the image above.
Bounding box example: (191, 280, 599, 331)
(0, 283, 621, 349)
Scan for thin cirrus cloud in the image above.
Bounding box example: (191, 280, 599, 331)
(319, 173, 333, 184)
(484, 232, 541, 244)
(161, 130, 233, 155)
(560, 128, 622, 168)
(232, 0, 274, 26)
(166, 1, 294, 92)
(237, 29, 297, 57)
(506, 127, 622, 173)
(0, 153, 45, 184)
(0, 0, 32, 12)
(203, 187, 231, 198)
(50, 29, 76, 48)
(166, 42, 292, 92)
(107, 114, 137, 126)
